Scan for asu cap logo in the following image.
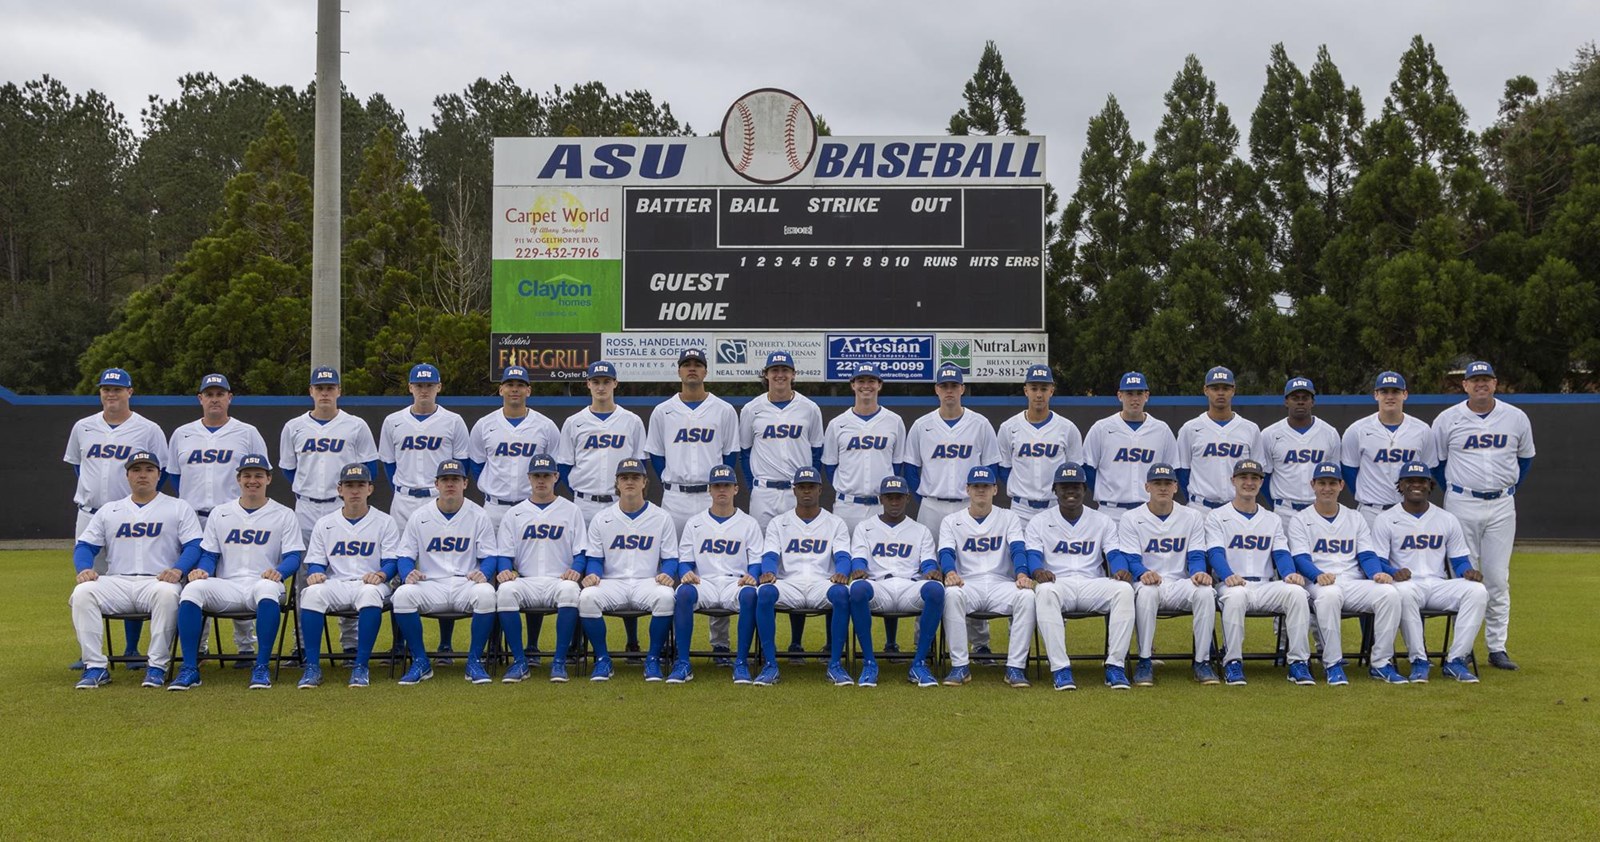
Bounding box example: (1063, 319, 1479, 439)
(586, 360, 618, 380)
(527, 453, 559, 475)
(1024, 364, 1053, 384)
(123, 449, 160, 470)
(850, 363, 882, 382)
(1284, 376, 1315, 396)
(198, 373, 231, 393)
(501, 365, 531, 383)
(614, 457, 647, 476)
(338, 462, 373, 483)
(310, 366, 340, 386)
(1396, 461, 1432, 482)
(763, 351, 795, 371)
(791, 465, 822, 485)
(677, 348, 708, 365)
(1312, 462, 1342, 480)
(1205, 366, 1235, 386)
(1375, 371, 1407, 390)
(1146, 462, 1177, 482)
(1118, 371, 1148, 392)
(1053, 462, 1087, 485)
(1465, 360, 1495, 379)
(879, 475, 910, 495)
(935, 365, 963, 384)
(435, 459, 468, 478)
(1232, 458, 1265, 477)
(707, 464, 738, 485)
(966, 465, 996, 485)
(97, 368, 132, 388)
(409, 363, 441, 383)
(235, 453, 271, 473)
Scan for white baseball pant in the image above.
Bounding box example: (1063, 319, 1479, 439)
(1035, 577, 1135, 669)
(1307, 577, 1402, 669)
(914, 497, 965, 533)
(578, 578, 673, 618)
(392, 577, 496, 614)
(944, 578, 1036, 669)
(1395, 577, 1488, 663)
(1446, 493, 1516, 651)
(867, 576, 931, 613)
(70, 575, 179, 670)
(496, 576, 581, 612)
(300, 579, 392, 613)
(197, 512, 257, 654)
(686, 576, 746, 612)
(1134, 578, 1215, 662)
(832, 498, 882, 535)
(774, 575, 836, 612)
(749, 486, 797, 529)
(1215, 580, 1310, 664)
(180, 577, 285, 613)
(389, 492, 436, 532)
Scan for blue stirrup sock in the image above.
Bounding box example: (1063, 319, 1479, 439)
(178, 601, 204, 670)
(554, 607, 578, 663)
(499, 611, 526, 663)
(355, 607, 381, 669)
(468, 612, 495, 661)
(254, 599, 281, 668)
(756, 584, 779, 666)
(648, 615, 672, 659)
(123, 619, 144, 654)
(737, 586, 758, 662)
(437, 617, 455, 650)
(300, 609, 326, 669)
(827, 584, 850, 666)
(394, 612, 427, 660)
(916, 581, 945, 664)
(673, 586, 699, 666)
(849, 580, 875, 663)
(582, 616, 609, 659)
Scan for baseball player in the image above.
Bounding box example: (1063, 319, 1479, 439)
(1285, 462, 1409, 685)
(1432, 360, 1534, 671)
(1081, 372, 1177, 522)
(1340, 371, 1437, 525)
(63, 367, 168, 668)
(1257, 377, 1341, 514)
(1119, 463, 1217, 686)
(168, 454, 304, 690)
(671, 464, 764, 684)
(494, 454, 589, 684)
(937, 466, 1035, 688)
(468, 364, 559, 528)
(997, 364, 1084, 524)
(646, 347, 740, 661)
(578, 458, 678, 682)
(557, 360, 647, 653)
(904, 365, 1000, 533)
(758, 466, 854, 686)
(68, 449, 200, 689)
(1372, 461, 1488, 683)
(279, 365, 379, 659)
(1204, 459, 1316, 687)
(295, 462, 401, 689)
(1024, 463, 1136, 691)
(1175, 366, 1260, 512)
(391, 459, 498, 685)
(849, 476, 945, 687)
(166, 373, 269, 665)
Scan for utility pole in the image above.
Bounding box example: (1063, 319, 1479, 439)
(310, 0, 341, 371)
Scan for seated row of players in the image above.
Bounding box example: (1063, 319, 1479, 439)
(69, 434, 1489, 690)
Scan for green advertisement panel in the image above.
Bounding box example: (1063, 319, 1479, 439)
(491, 259, 621, 332)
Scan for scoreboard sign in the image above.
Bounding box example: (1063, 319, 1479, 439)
(492, 89, 1048, 382)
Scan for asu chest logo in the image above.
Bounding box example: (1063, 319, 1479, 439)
(1282, 449, 1324, 464)
(699, 538, 742, 555)
(610, 534, 654, 551)
(931, 444, 973, 460)
(1052, 540, 1096, 555)
(1017, 442, 1060, 459)
(1201, 442, 1246, 459)
(872, 542, 913, 558)
(846, 435, 890, 451)
(520, 524, 566, 540)
(1313, 538, 1354, 554)
(1400, 534, 1444, 550)
(761, 424, 803, 440)
(1144, 537, 1186, 554)
(963, 536, 1002, 553)
(330, 540, 376, 556)
(427, 536, 470, 553)
(673, 428, 715, 444)
(86, 444, 133, 460)
(1463, 434, 1508, 449)
(224, 528, 271, 546)
(1112, 447, 1154, 464)
(1228, 534, 1271, 551)
(115, 522, 162, 538)
(400, 435, 443, 451)
(582, 433, 627, 449)
(785, 538, 828, 554)
(300, 438, 346, 453)
(186, 449, 235, 465)
(1373, 448, 1416, 463)
(493, 442, 538, 458)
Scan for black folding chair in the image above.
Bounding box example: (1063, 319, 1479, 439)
(1030, 611, 1114, 679)
(100, 610, 176, 670)
(196, 577, 297, 679)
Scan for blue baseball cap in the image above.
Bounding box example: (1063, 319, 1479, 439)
(1284, 376, 1315, 396)
(123, 449, 159, 470)
(708, 464, 738, 485)
(1053, 463, 1088, 485)
(678, 348, 708, 365)
(1312, 462, 1342, 481)
(310, 366, 340, 386)
(1118, 372, 1148, 392)
(850, 363, 882, 381)
(198, 373, 232, 393)
(966, 465, 996, 485)
(409, 363, 441, 384)
(792, 465, 822, 485)
(1205, 366, 1236, 387)
(338, 463, 373, 483)
(501, 365, 531, 383)
(935, 365, 964, 384)
(97, 368, 132, 388)
(763, 351, 795, 371)
(435, 459, 468, 479)
(614, 458, 647, 476)
(879, 476, 911, 495)
(235, 453, 272, 473)
(527, 454, 559, 475)
(1397, 461, 1433, 483)
(1025, 364, 1054, 384)
(586, 360, 618, 380)
(1146, 463, 1177, 482)
(1465, 360, 1496, 379)
(1232, 458, 1266, 477)
(1374, 371, 1406, 391)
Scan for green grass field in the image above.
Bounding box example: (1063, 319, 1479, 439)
(3, 550, 1597, 840)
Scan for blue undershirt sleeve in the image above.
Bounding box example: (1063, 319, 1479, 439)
(165, 472, 181, 495)
(276, 550, 304, 579)
(996, 465, 1012, 485)
(938, 547, 957, 575)
(760, 551, 778, 578)
(397, 556, 417, 579)
(1185, 548, 1207, 576)
(1356, 550, 1383, 579)
(1082, 464, 1097, 494)
(1105, 549, 1130, 577)
(1009, 540, 1028, 576)
(1292, 553, 1321, 579)
(1450, 554, 1474, 578)
(1175, 467, 1192, 496)
(379, 558, 399, 580)
(1271, 549, 1295, 579)
(1124, 552, 1148, 578)
(383, 462, 398, 485)
(1024, 548, 1044, 576)
(648, 454, 665, 479)
(833, 550, 852, 577)
(1432, 461, 1448, 487)
(557, 464, 573, 491)
(1342, 465, 1359, 489)
(308, 563, 328, 576)
(195, 546, 218, 576)
(1207, 547, 1235, 580)
(282, 467, 297, 484)
(72, 542, 102, 573)
(1516, 457, 1532, 487)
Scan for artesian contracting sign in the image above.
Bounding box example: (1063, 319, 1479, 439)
(491, 88, 1047, 382)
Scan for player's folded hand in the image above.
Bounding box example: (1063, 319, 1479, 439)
(1373, 572, 1394, 585)
(1316, 573, 1336, 586)
(829, 573, 848, 585)
(738, 574, 757, 586)
(655, 573, 675, 587)
(681, 571, 701, 585)
(263, 570, 283, 583)
(1113, 570, 1132, 583)
(582, 574, 601, 588)
(1191, 572, 1213, 587)
(362, 572, 387, 586)
(560, 570, 582, 582)
(944, 571, 964, 588)
(1140, 571, 1162, 586)
(159, 568, 182, 584)
(1463, 569, 1483, 582)
(1393, 569, 1411, 582)
(406, 571, 426, 584)
(187, 569, 208, 582)
(850, 569, 868, 581)
(758, 573, 776, 585)
(76, 570, 98, 584)
(1224, 574, 1244, 587)
(496, 570, 517, 584)
(1284, 573, 1306, 586)
(468, 571, 487, 584)
(1033, 569, 1055, 583)
(306, 573, 327, 586)
(1014, 574, 1034, 590)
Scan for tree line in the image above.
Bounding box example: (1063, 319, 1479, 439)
(1, 36, 1596, 395)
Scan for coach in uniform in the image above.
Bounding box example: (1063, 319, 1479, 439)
(1176, 366, 1260, 512)
(1257, 377, 1340, 513)
(997, 364, 1084, 524)
(1341, 371, 1437, 526)
(1081, 372, 1176, 522)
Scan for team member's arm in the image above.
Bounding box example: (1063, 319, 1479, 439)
(1101, 519, 1132, 580)
(555, 418, 578, 491)
(1173, 421, 1195, 494)
(1005, 512, 1030, 583)
(820, 418, 841, 483)
(470, 512, 497, 582)
(396, 516, 422, 582)
(1445, 516, 1482, 581)
(936, 517, 962, 584)
(265, 520, 308, 580)
(829, 519, 854, 582)
(1340, 426, 1361, 489)
(995, 420, 1015, 485)
(676, 521, 700, 583)
(807, 401, 825, 471)
(1185, 515, 1210, 584)
(1354, 517, 1390, 582)
(72, 511, 107, 581)
(1021, 514, 1050, 581)
(1118, 516, 1152, 581)
(376, 518, 403, 582)
(1283, 515, 1328, 583)
(913, 524, 940, 579)
(740, 520, 764, 585)
(1368, 516, 1404, 578)
(164, 429, 184, 494)
(978, 418, 1001, 477)
(561, 507, 589, 581)
(758, 517, 781, 582)
(304, 525, 331, 584)
(1270, 517, 1299, 583)
(582, 517, 605, 583)
(493, 515, 517, 580)
(655, 516, 681, 584)
(1203, 512, 1238, 583)
(626, 414, 647, 461)
(736, 403, 756, 485)
(467, 417, 489, 481)
(848, 521, 870, 576)
(1080, 423, 1103, 490)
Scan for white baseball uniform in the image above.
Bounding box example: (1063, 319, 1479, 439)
(183, 499, 305, 617)
(1204, 504, 1311, 665)
(1340, 413, 1437, 522)
(556, 406, 647, 521)
(997, 410, 1084, 523)
(392, 500, 497, 616)
(70, 494, 202, 669)
(1257, 417, 1341, 511)
(1285, 505, 1401, 668)
(379, 406, 471, 528)
(938, 507, 1033, 669)
(278, 410, 379, 538)
(905, 408, 1000, 531)
(581, 502, 678, 617)
(1119, 503, 1212, 661)
(1025, 506, 1135, 670)
(63, 411, 168, 540)
(495, 497, 589, 614)
(739, 393, 824, 527)
(646, 393, 740, 532)
(852, 515, 938, 613)
(1175, 413, 1261, 511)
(679, 508, 764, 611)
(1373, 504, 1488, 663)
(1432, 398, 1533, 652)
(300, 507, 402, 615)
(763, 509, 851, 611)
(469, 407, 560, 526)
(822, 408, 907, 532)
(1081, 414, 1177, 521)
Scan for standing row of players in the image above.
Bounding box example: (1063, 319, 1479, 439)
(62, 352, 1532, 688)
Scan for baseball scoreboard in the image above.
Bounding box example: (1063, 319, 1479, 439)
(491, 89, 1049, 382)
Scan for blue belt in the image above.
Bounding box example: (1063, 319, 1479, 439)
(575, 491, 615, 503)
(928, 496, 964, 504)
(486, 496, 522, 506)
(840, 495, 879, 505)
(195, 508, 212, 518)
(296, 493, 337, 504)
(1016, 498, 1051, 509)
(754, 479, 792, 490)
(1271, 499, 1311, 511)
(1242, 576, 1261, 582)
(1098, 501, 1140, 509)
(78, 504, 100, 514)
(663, 483, 709, 493)
(403, 488, 434, 498)
(1449, 483, 1513, 500)
(1197, 498, 1226, 509)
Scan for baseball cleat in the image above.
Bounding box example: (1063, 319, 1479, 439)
(643, 657, 664, 682)
(1104, 665, 1131, 690)
(1053, 667, 1077, 691)
(141, 666, 167, 688)
(523, 647, 542, 669)
(624, 641, 642, 654)
(857, 661, 879, 688)
(1488, 651, 1519, 671)
(68, 659, 86, 670)
(248, 665, 273, 689)
(908, 663, 938, 687)
(1223, 660, 1247, 686)
(786, 642, 806, 665)
(348, 666, 371, 688)
(753, 664, 781, 686)
(168, 666, 203, 691)
(75, 667, 112, 689)
(1132, 658, 1155, 686)
(464, 660, 492, 685)
(122, 651, 146, 670)
(233, 652, 256, 669)
(1286, 661, 1316, 685)
(502, 661, 532, 683)
(1408, 660, 1431, 684)
(731, 660, 753, 685)
(1193, 661, 1221, 685)
(590, 658, 614, 682)
(1004, 667, 1030, 688)
(398, 659, 434, 685)
(1442, 658, 1479, 683)
(298, 666, 323, 689)
(1325, 661, 1350, 686)
(711, 645, 733, 667)
(1369, 663, 1408, 684)
(826, 663, 855, 686)
(882, 642, 901, 654)
(942, 665, 972, 686)
(548, 661, 570, 683)
(434, 645, 455, 667)
(666, 662, 694, 684)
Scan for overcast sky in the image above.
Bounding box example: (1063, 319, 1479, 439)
(3, 1, 1594, 192)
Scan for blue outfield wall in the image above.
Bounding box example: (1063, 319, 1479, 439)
(3, 386, 1593, 541)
